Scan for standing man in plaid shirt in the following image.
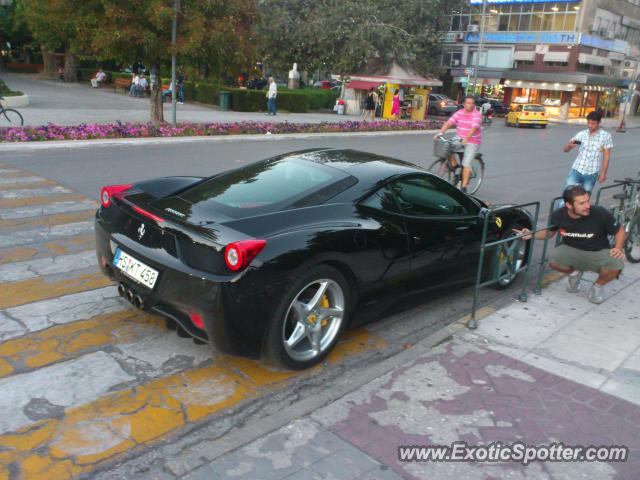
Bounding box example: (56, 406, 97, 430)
(563, 110, 613, 195)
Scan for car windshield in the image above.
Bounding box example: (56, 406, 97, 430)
(524, 105, 545, 112)
(180, 158, 354, 219)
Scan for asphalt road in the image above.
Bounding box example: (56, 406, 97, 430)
(2, 122, 637, 217)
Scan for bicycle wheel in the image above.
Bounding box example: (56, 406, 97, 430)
(625, 214, 640, 263)
(428, 158, 454, 186)
(466, 157, 485, 195)
(0, 108, 24, 127)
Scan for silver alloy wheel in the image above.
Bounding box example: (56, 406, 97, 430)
(497, 236, 526, 286)
(281, 278, 345, 362)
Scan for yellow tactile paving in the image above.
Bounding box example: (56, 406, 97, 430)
(0, 272, 112, 309)
(0, 210, 95, 230)
(0, 310, 164, 378)
(0, 246, 39, 265)
(0, 193, 88, 209)
(0, 328, 386, 479)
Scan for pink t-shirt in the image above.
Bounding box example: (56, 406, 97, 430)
(448, 108, 482, 145)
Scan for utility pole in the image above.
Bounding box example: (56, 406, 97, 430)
(170, 0, 180, 127)
(471, 0, 487, 96)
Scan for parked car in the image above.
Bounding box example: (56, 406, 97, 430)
(428, 94, 458, 115)
(96, 149, 532, 369)
(506, 103, 548, 128)
(313, 80, 338, 90)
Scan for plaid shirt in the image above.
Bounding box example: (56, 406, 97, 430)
(571, 128, 613, 175)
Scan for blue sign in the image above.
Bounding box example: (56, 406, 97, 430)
(465, 32, 578, 44)
(470, 0, 580, 4)
(580, 34, 629, 55)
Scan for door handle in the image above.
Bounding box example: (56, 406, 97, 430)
(412, 235, 421, 242)
(455, 226, 471, 231)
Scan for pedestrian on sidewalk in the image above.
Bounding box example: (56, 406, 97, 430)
(57, 65, 65, 82)
(363, 87, 377, 122)
(177, 65, 185, 104)
(391, 89, 401, 119)
(515, 185, 625, 304)
(129, 73, 140, 97)
(91, 68, 107, 88)
(138, 74, 148, 97)
(562, 111, 613, 195)
(266, 77, 277, 116)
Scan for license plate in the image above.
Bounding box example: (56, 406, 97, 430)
(113, 248, 159, 289)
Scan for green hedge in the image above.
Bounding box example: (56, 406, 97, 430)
(0, 78, 23, 96)
(222, 88, 311, 113)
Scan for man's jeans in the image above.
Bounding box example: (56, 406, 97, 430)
(178, 85, 185, 103)
(267, 97, 276, 115)
(565, 168, 599, 194)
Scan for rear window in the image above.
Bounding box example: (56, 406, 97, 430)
(524, 105, 545, 112)
(180, 158, 354, 219)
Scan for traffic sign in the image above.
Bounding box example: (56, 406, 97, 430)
(464, 67, 475, 76)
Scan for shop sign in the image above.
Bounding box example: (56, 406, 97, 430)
(464, 67, 475, 76)
(470, 0, 580, 4)
(580, 34, 629, 55)
(465, 32, 578, 45)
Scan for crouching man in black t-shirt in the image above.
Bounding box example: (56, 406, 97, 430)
(515, 185, 625, 304)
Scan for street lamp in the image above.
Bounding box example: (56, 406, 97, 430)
(471, 0, 487, 95)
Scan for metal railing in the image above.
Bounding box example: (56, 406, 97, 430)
(468, 201, 541, 329)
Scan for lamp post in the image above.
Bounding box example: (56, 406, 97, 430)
(170, 0, 180, 127)
(471, 0, 487, 96)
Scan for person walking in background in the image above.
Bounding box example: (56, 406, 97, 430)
(266, 77, 277, 116)
(177, 65, 185, 104)
(57, 65, 65, 82)
(364, 87, 377, 121)
(391, 89, 401, 120)
(562, 110, 613, 195)
(129, 72, 139, 97)
(138, 74, 148, 97)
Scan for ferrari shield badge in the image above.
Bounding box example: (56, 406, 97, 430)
(495, 217, 503, 228)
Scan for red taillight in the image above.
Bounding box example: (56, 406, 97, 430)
(132, 205, 165, 223)
(224, 239, 267, 272)
(100, 184, 132, 208)
(541, 112, 546, 116)
(189, 311, 205, 330)
(524, 112, 529, 116)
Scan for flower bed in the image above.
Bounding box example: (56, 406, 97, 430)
(0, 120, 444, 142)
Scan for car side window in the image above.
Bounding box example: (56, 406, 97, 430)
(516, 105, 523, 112)
(389, 176, 474, 217)
(363, 184, 402, 214)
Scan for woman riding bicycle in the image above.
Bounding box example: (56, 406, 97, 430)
(434, 95, 483, 193)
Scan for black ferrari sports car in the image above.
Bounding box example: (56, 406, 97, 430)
(95, 149, 532, 369)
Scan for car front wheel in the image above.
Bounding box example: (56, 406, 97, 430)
(263, 265, 350, 369)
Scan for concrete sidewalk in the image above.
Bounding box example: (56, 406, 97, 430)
(1, 73, 361, 126)
(176, 264, 640, 480)
(550, 115, 640, 130)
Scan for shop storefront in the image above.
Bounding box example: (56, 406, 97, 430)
(502, 73, 626, 119)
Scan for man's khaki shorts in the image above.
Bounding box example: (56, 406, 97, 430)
(550, 244, 624, 273)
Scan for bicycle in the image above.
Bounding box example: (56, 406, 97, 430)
(429, 134, 485, 195)
(0, 96, 24, 127)
(607, 174, 640, 263)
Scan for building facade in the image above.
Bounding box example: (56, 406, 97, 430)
(441, 0, 640, 119)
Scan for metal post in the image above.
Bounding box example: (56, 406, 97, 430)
(469, 209, 491, 329)
(534, 197, 561, 295)
(518, 202, 540, 302)
(170, 0, 179, 127)
(471, 0, 487, 96)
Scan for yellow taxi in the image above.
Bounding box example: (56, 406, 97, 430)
(505, 103, 548, 128)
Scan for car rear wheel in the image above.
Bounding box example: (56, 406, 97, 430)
(263, 265, 350, 369)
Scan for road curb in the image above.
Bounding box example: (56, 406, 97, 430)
(0, 129, 439, 152)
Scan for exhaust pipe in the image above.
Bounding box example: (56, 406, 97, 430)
(126, 289, 135, 304)
(117, 283, 126, 298)
(133, 295, 145, 310)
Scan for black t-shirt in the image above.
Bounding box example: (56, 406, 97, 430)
(550, 206, 618, 251)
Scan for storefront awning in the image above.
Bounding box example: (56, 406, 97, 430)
(578, 53, 612, 67)
(346, 80, 384, 90)
(543, 51, 570, 63)
(513, 51, 536, 61)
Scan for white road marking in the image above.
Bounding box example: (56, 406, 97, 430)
(0, 200, 98, 220)
(0, 176, 48, 185)
(0, 351, 135, 434)
(0, 250, 98, 282)
(0, 186, 72, 199)
(0, 221, 93, 248)
(0, 311, 27, 342)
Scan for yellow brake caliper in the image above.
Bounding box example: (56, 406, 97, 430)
(321, 295, 330, 327)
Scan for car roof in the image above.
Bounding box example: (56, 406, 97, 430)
(517, 103, 545, 107)
(280, 148, 425, 200)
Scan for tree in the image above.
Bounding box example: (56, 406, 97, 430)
(16, 0, 99, 80)
(257, 0, 451, 78)
(87, 0, 257, 122)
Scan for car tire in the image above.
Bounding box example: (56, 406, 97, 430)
(505, 117, 510, 127)
(541, 124, 547, 129)
(516, 120, 521, 128)
(263, 265, 351, 369)
(490, 223, 530, 290)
